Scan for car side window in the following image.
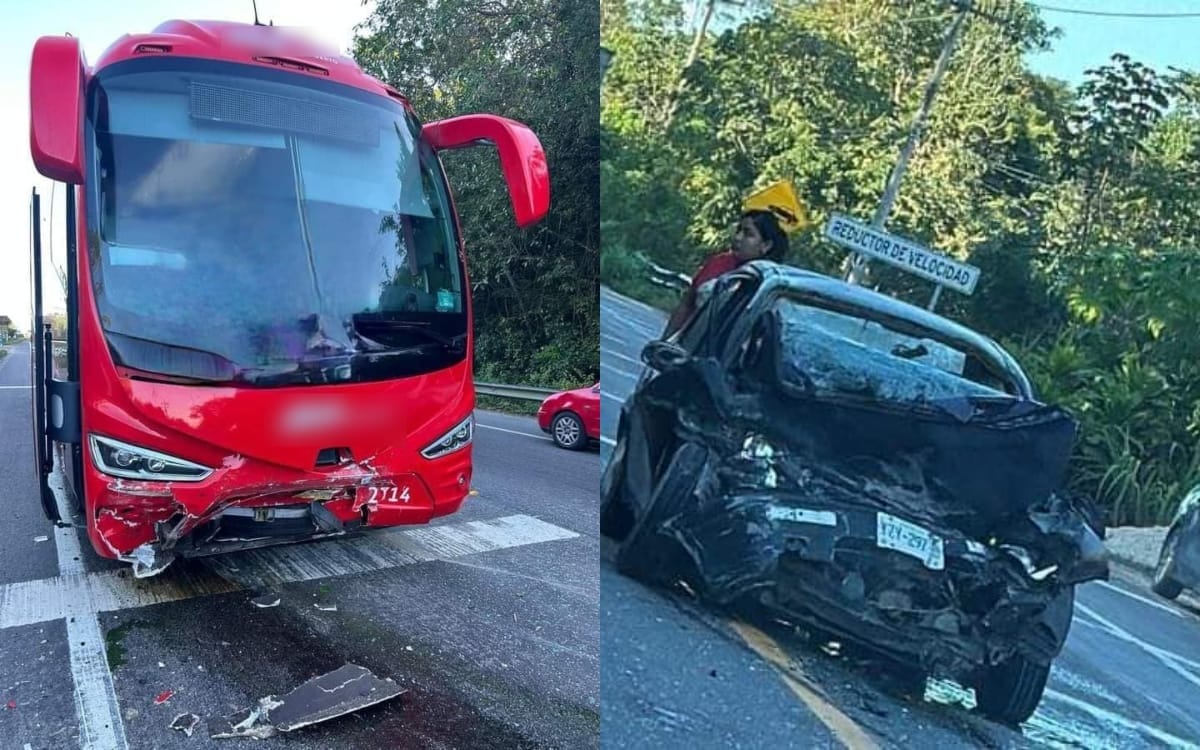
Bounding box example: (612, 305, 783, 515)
(962, 353, 1018, 395)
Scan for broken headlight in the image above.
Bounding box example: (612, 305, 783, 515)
(88, 434, 213, 482)
(421, 414, 474, 459)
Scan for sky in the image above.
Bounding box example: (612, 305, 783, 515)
(6, 1, 1200, 331)
(1025, 1, 1200, 86)
(1, 0, 377, 331)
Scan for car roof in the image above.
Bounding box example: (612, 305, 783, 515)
(739, 262, 1033, 398)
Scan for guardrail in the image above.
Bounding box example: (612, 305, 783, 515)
(47, 341, 556, 401)
(475, 382, 557, 401)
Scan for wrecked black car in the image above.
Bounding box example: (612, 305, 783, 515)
(601, 262, 1107, 725)
(1152, 485, 1200, 599)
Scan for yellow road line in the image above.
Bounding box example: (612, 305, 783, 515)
(730, 620, 881, 750)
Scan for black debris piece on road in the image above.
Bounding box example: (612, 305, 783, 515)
(210, 663, 405, 740)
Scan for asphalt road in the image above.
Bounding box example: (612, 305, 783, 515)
(599, 285, 1200, 750)
(0, 340, 599, 749)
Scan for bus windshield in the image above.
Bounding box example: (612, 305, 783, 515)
(87, 60, 466, 386)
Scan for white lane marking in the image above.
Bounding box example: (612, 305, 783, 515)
(600, 361, 638, 380)
(1049, 662, 1121, 705)
(441, 558, 593, 599)
(67, 617, 127, 750)
(2, 515, 579, 629)
(601, 331, 640, 348)
(1076, 602, 1200, 688)
(1095, 580, 1193, 621)
(602, 303, 660, 326)
(0, 385, 32, 389)
(55, 525, 86, 576)
(55, 524, 128, 750)
(600, 436, 616, 447)
(604, 349, 643, 369)
(600, 390, 624, 403)
(602, 319, 654, 336)
(1041, 687, 1198, 749)
(601, 287, 668, 319)
(476, 423, 550, 441)
(1075, 615, 1200, 674)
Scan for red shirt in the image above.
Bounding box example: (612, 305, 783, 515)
(691, 250, 743, 289)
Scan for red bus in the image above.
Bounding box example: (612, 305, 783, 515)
(28, 20, 549, 577)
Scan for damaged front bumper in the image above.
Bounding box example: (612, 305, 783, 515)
(88, 450, 470, 578)
(604, 357, 1108, 681)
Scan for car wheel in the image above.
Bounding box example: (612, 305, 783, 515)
(615, 442, 706, 589)
(551, 412, 587, 450)
(1152, 527, 1185, 600)
(975, 654, 1051, 725)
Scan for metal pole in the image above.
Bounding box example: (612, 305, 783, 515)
(847, 1, 972, 289)
(663, 0, 716, 131)
(926, 284, 943, 311)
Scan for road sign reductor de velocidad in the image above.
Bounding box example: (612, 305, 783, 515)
(825, 213, 980, 295)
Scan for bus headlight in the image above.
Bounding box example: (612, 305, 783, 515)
(89, 434, 213, 482)
(421, 414, 474, 459)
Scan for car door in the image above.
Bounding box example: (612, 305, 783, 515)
(582, 383, 601, 437)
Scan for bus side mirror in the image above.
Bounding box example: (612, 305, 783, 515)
(30, 35, 86, 184)
(422, 114, 549, 227)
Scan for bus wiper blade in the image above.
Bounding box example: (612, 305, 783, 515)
(349, 317, 466, 352)
(109, 332, 242, 384)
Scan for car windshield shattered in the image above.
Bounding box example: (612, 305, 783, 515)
(774, 300, 1006, 404)
(602, 268, 1108, 726)
(86, 59, 466, 387)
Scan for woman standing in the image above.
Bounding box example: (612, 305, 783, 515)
(662, 209, 789, 339)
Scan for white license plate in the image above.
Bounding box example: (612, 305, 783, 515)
(876, 512, 944, 570)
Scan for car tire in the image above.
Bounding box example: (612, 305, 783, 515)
(1152, 527, 1185, 600)
(551, 412, 587, 450)
(614, 442, 706, 589)
(975, 654, 1051, 726)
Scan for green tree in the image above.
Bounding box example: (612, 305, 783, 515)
(354, 0, 600, 387)
(602, 0, 1200, 525)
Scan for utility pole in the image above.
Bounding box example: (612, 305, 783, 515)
(847, 0, 973, 312)
(663, 0, 717, 131)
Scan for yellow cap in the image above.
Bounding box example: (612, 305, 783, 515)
(742, 180, 808, 234)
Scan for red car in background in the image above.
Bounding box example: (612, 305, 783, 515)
(538, 383, 600, 450)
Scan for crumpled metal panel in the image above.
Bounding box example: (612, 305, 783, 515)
(608, 313, 1107, 677)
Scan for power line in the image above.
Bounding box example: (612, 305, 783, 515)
(1032, 3, 1200, 18)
